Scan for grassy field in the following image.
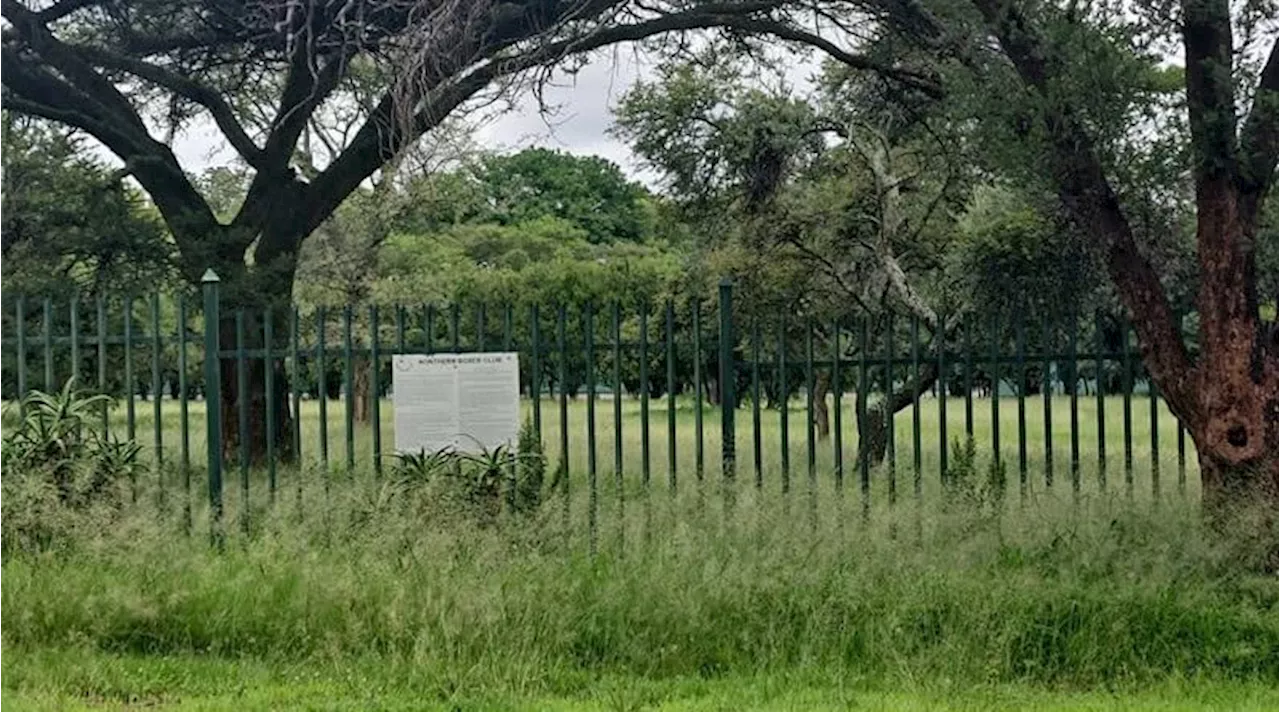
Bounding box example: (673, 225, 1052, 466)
(3, 397, 1275, 710)
(43, 393, 1199, 503)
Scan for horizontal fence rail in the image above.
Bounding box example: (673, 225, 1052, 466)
(3, 276, 1220, 544)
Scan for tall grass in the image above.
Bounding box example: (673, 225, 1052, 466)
(2, 465, 1273, 697)
(4, 390, 1272, 706)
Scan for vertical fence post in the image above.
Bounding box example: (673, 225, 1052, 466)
(639, 304, 650, 488)
(557, 304, 570, 521)
(937, 311, 948, 484)
(1042, 315, 1054, 488)
(884, 313, 896, 505)
(612, 300, 623, 488)
(857, 317, 869, 513)
(97, 296, 108, 432)
(236, 309, 249, 534)
(804, 317, 816, 491)
(692, 299, 703, 482)
(70, 296, 80, 389)
(371, 304, 382, 478)
(290, 307, 302, 470)
(124, 296, 135, 446)
(585, 302, 598, 557)
(531, 304, 542, 437)
(1068, 305, 1080, 497)
(151, 293, 164, 508)
(1095, 310, 1107, 491)
(666, 300, 677, 493)
(718, 279, 736, 489)
(1015, 311, 1027, 498)
(16, 297, 27, 417)
(834, 317, 845, 492)
(611, 300, 623, 544)
(779, 314, 791, 495)
(201, 270, 223, 547)
(1122, 317, 1134, 497)
(178, 297, 191, 532)
(343, 305, 355, 473)
(264, 307, 277, 502)
(804, 316, 816, 525)
(317, 307, 329, 470)
(751, 320, 763, 489)
(910, 316, 921, 497)
(43, 297, 54, 392)
(1175, 311, 1186, 493)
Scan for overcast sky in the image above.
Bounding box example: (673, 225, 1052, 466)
(166, 50, 662, 185)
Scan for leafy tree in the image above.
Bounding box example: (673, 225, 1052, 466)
(471, 148, 654, 243)
(863, 0, 1278, 550)
(2, 0, 852, 461)
(614, 56, 970, 461)
(1, 114, 182, 400)
(1, 114, 176, 297)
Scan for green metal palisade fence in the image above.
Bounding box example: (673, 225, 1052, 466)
(4, 274, 1218, 537)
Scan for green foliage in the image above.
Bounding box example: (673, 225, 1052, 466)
(952, 185, 1096, 315)
(388, 437, 546, 525)
(470, 148, 654, 244)
(943, 436, 1007, 519)
(1, 114, 177, 297)
(514, 419, 547, 514)
(390, 448, 455, 486)
(1, 381, 140, 553)
(456, 442, 512, 524)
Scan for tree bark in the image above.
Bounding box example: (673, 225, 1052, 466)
(857, 362, 940, 467)
(217, 310, 296, 465)
(813, 371, 831, 440)
(353, 355, 372, 424)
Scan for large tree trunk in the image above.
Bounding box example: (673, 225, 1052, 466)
(217, 311, 296, 465)
(211, 244, 300, 466)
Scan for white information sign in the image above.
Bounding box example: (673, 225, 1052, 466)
(393, 352, 520, 453)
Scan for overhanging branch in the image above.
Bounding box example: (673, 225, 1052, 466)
(37, 0, 104, 23)
(74, 45, 266, 168)
(715, 17, 945, 99)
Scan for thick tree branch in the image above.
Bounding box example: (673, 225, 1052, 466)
(969, 0, 1198, 426)
(1238, 38, 1278, 205)
(3, 53, 223, 285)
(74, 45, 266, 168)
(37, 0, 104, 23)
(1181, 0, 1239, 185)
(304, 1, 794, 242)
(0, 91, 108, 136)
(260, 51, 348, 169)
(716, 17, 945, 99)
(2, 0, 150, 136)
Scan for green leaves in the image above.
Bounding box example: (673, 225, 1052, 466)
(2, 379, 141, 553)
(1, 114, 177, 298)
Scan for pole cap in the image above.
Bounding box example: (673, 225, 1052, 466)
(201, 269, 220, 284)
